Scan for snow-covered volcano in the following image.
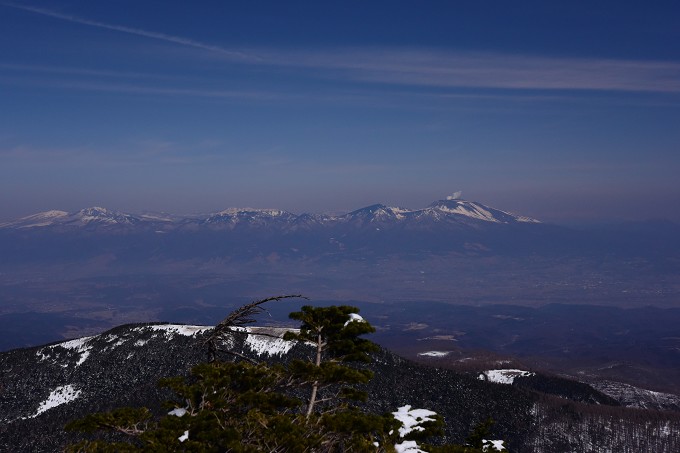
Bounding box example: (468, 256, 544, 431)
(423, 199, 540, 224)
(0, 207, 141, 229)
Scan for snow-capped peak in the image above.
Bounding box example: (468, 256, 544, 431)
(201, 207, 296, 227)
(214, 207, 289, 216)
(74, 207, 139, 225)
(80, 206, 109, 214)
(35, 210, 69, 218)
(427, 199, 540, 224)
(344, 204, 413, 222)
(0, 210, 69, 228)
(429, 200, 503, 223)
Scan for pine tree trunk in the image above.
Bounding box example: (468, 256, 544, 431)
(305, 332, 323, 418)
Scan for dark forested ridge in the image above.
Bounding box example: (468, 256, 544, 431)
(1, 320, 679, 452)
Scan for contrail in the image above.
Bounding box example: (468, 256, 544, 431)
(1, 2, 260, 62)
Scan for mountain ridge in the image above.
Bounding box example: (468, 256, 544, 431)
(0, 198, 540, 231)
(2, 321, 679, 452)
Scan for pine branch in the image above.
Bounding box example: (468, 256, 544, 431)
(203, 294, 307, 361)
(218, 295, 307, 330)
(213, 346, 259, 364)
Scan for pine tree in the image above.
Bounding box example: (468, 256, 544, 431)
(283, 305, 378, 418)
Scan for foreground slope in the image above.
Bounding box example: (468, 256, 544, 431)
(1, 323, 679, 452)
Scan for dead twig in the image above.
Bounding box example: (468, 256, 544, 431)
(203, 294, 308, 362)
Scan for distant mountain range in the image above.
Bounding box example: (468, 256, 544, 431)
(4, 196, 680, 262)
(1, 197, 679, 320)
(0, 198, 561, 267)
(0, 198, 540, 232)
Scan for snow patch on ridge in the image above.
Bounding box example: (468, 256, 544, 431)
(479, 369, 535, 384)
(417, 351, 451, 357)
(141, 324, 213, 337)
(57, 337, 94, 350)
(243, 327, 295, 356)
(215, 207, 288, 216)
(29, 384, 81, 418)
(38, 336, 95, 367)
(35, 324, 214, 367)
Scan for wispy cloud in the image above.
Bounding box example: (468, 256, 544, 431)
(61, 81, 286, 101)
(2, 2, 259, 62)
(5, 2, 680, 94)
(0, 62, 181, 80)
(262, 49, 680, 94)
(0, 75, 289, 101)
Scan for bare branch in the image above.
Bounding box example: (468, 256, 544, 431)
(203, 294, 307, 361)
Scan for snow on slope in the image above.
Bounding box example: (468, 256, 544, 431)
(0, 210, 69, 228)
(72, 207, 141, 225)
(201, 208, 297, 226)
(243, 327, 296, 356)
(483, 439, 506, 451)
(213, 208, 290, 217)
(392, 405, 439, 453)
(28, 385, 82, 418)
(35, 325, 298, 372)
(0, 207, 142, 228)
(343, 199, 539, 225)
(22, 323, 302, 419)
(417, 351, 451, 357)
(35, 326, 213, 371)
(390, 405, 507, 452)
(142, 324, 213, 337)
(392, 405, 438, 437)
(426, 200, 540, 224)
(37, 336, 95, 367)
(431, 202, 504, 222)
(591, 380, 680, 411)
(479, 369, 535, 384)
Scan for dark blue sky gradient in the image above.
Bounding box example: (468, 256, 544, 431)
(1, 1, 679, 223)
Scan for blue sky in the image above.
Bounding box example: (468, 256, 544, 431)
(1, 1, 679, 223)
